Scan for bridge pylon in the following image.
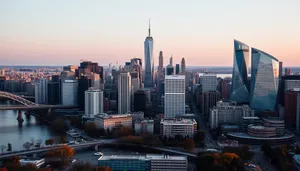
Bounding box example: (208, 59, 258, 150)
(16, 110, 24, 123)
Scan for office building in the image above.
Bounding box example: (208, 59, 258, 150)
(284, 90, 300, 128)
(91, 73, 101, 89)
(262, 117, 285, 136)
(240, 117, 261, 132)
(181, 58, 186, 75)
(176, 64, 180, 75)
(164, 75, 185, 118)
(279, 75, 300, 106)
(118, 72, 131, 114)
(98, 154, 188, 171)
(134, 90, 147, 112)
(0, 68, 5, 76)
(285, 68, 291, 76)
(230, 40, 250, 103)
(130, 72, 140, 93)
(94, 113, 132, 131)
(144, 21, 154, 88)
(247, 125, 277, 138)
(63, 65, 78, 72)
(202, 91, 220, 117)
(249, 48, 279, 113)
(158, 51, 164, 78)
(209, 101, 255, 129)
(221, 78, 231, 101)
(134, 119, 154, 135)
(60, 71, 76, 81)
(297, 94, 300, 132)
(200, 73, 217, 93)
(61, 80, 78, 106)
(48, 76, 60, 105)
(35, 78, 48, 104)
(160, 118, 197, 138)
(85, 89, 103, 118)
(78, 76, 92, 110)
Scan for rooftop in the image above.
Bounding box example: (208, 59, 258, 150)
(242, 117, 261, 120)
(161, 118, 197, 125)
(99, 154, 186, 161)
(95, 113, 132, 119)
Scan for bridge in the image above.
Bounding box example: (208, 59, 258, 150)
(0, 139, 199, 159)
(0, 91, 77, 110)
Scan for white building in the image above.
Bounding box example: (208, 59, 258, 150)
(200, 73, 217, 93)
(164, 75, 185, 118)
(209, 101, 255, 129)
(85, 89, 103, 118)
(20, 158, 45, 168)
(91, 73, 101, 89)
(118, 72, 131, 114)
(35, 78, 48, 104)
(94, 113, 132, 131)
(134, 119, 154, 135)
(61, 80, 78, 106)
(160, 118, 197, 138)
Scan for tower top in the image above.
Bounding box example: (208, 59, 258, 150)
(148, 19, 151, 37)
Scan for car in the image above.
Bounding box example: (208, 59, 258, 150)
(71, 159, 76, 163)
(94, 152, 103, 156)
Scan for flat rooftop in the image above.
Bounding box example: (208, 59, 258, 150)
(99, 154, 187, 161)
(242, 117, 261, 120)
(95, 113, 131, 119)
(161, 118, 197, 125)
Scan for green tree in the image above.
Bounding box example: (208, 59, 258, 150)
(7, 143, 12, 152)
(183, 139, 195, 151)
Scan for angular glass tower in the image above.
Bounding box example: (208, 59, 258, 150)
(144, 21, 154, 88)
(230, 40, 250, 103)
(249, 48, 279, 113)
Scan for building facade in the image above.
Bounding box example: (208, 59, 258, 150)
(35, 78, 48, 104)
(160, 118, 197, 138)
(181, 58, 186, 75)
(134, 119, 154, 135)
(249, 48, 279, 113)
(209, 101, 255, 129)
(94, 113, 132, 131)
(164, 75, 185, 118)
(144, 22, 154, 88)
(85, 89, 103, 118)
(118, 72, 131, 114)
(230, 40, 250, 103)
(200, 73, 217, 93)
(202, 91, 220, 117)
(61, 80, 78, 106)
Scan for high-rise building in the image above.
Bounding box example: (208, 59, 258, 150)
(63, 65, 78, 72)
(249, 48, 279, 113)
(85, 89, 103, 118)
(176, 64, 180, 75)
(48, 75, 60, 105)
(181, 58, 186, 75)
(296, 94, 300, 131)
(144, 20, 154, 88)
(78, 76, 92, 110)
(285, 68, 291, 76)
(200, 73, 217, 93)
(61, 80, 78, 106)
(158, 51, 163, 77)
(164, 75, 185, 118)
(202, 91, 220, 117)
(118, 72, 131, 114)
(134, 90, 147, 112)
(284, 90, 300, 128)
(166, 65, 174, 76)
(230, 40, 250, 103)
(91, 73, 101, 89)
(35, 78, 48, 104)
(221, 78, 231, 101)
(0, 69, 5, 76)
(169, 56, 173, 66)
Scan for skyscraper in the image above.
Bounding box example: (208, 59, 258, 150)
(169, 56, 173, 66)
(61, 80, 78, 106)
(35, 78, 48, 104)
(158, 51, 163, 77)
(85, 89, 103, 118)
(118, 72, 131, 114)
(181, 58, 186, 75)
(249, 48, 279, 113)
(230, 40, 250, 103)
(48, 75, 60, 105)
(175, 64, 180, 75)
(144, 20, 154, 88)
(200, 73, 217, 93)
(164, 75, 185, 118)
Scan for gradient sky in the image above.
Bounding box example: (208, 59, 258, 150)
(0, 0, 299, 66)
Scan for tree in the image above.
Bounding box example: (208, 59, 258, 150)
(7, 143, 12, 152)
(60, 135, 67, 144)
(196, 154, 219, 171)
(119, 126, 132, 137)
(48, 139, 54, 145)
(23, 142, 32, 150)
(21, 163, 38, 171)
(45, 140, 49, 146)
(52, 118, 67, 133)
(194, 130, 205, 142)
(0, 145, 6, 153)
(261, 142, 273, 158)
(3, 156, 20, 171)
(183, 139, 195, 151)
(46, 145, 75, 167)
(211, 163, 228, 171)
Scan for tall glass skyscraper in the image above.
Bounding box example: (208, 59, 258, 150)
(249, 48, 279, 113)
(144, 21, 154, 88)
(230, 40, 250, 103)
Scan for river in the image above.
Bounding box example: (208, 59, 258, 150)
(0, 100, 68, 151)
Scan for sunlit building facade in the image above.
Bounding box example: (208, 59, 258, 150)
(249, 48, 279, 113)
(230, 40, 250, 103)
(144, 21, 154, 88)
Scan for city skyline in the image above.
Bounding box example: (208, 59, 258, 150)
(0, 0, 300, 66)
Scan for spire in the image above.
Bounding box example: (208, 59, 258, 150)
(148, 19, 151, 37)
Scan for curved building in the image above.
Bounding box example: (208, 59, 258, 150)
(144, 21, 154, 88)
(230, 40, 250, 103)
(249, 48, 279, 113)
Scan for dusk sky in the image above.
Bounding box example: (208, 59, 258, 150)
(0, 0, 299, 66)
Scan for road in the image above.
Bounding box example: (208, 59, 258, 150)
(188, 92, 218, 149)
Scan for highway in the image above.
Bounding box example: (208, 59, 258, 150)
(188, 91, 218, 148)
(0, 105, 78, 110)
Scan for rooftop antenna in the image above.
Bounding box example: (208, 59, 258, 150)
(148, 18, 151, 37)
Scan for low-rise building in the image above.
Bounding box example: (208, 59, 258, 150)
(20, 158, 45, 168)
(209, 101, 255, 129)
(94, 113, 132, 131)
(262, 117, 285, 136)
(98, 154, 188, 171)
(241, 117, 262, 132)
(134, 119, 154, 135)
(130, 111, 145, 122)
(160, 118, 197, 139)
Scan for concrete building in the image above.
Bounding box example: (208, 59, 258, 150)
(209, 101, 255, 129)
(247, 125, 277, 138)
(85, 89, 103, 118)
(181, 58, 186, 75)
(134, 119, 154, 135)
(202, 91, 220, 117)
(164, 75, 185, 118)
(160, 118, 197, 139)
(94, 113, 132, 131)
(200, 73, 217, 93)
(241, 117, 262, 132)
(130, 111, 145, 122)
(144, 21, 154, 88)
(61, 80, 78, 106)
(118, 72, 131, 114)
(35, 78, 48, 104)
(284, 90, 300, 128)
(262, 117, 285, 136)
(98, 154, 188, 171)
